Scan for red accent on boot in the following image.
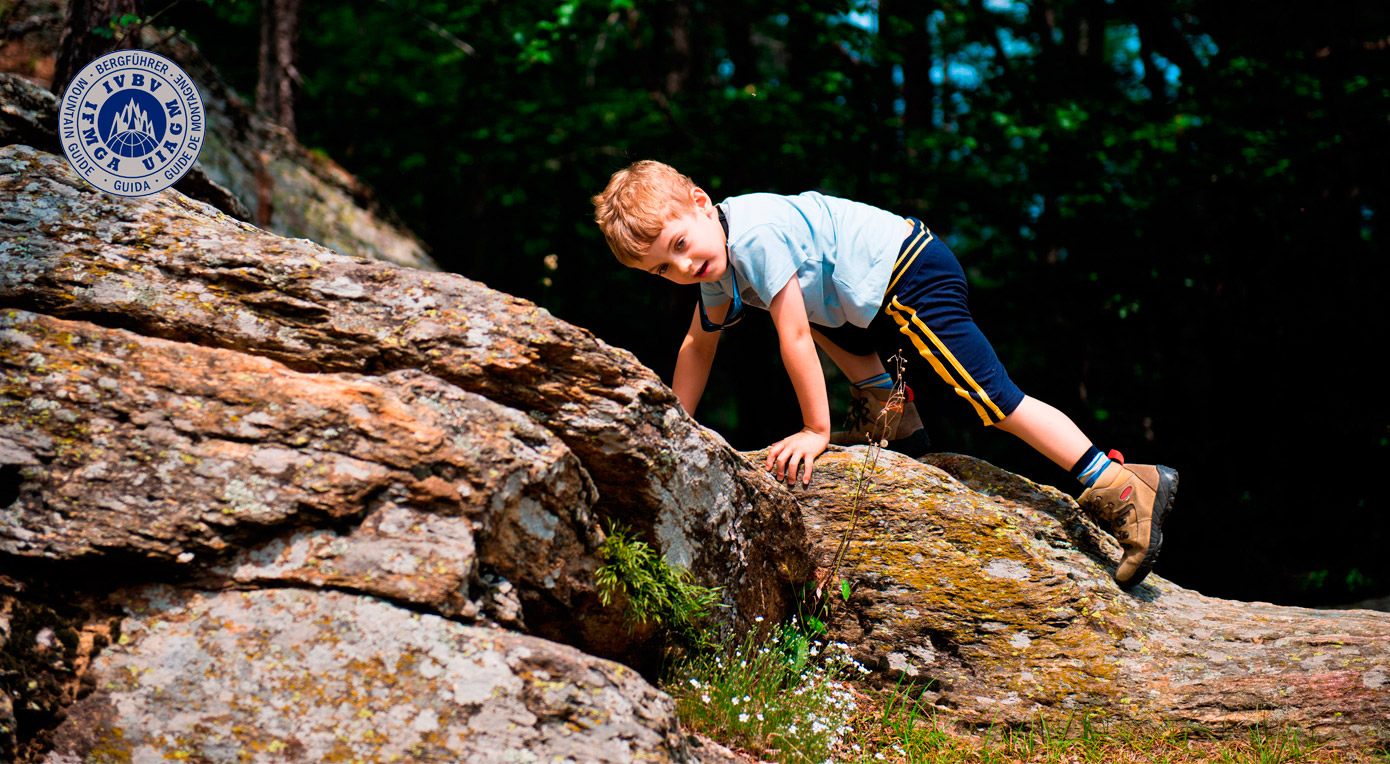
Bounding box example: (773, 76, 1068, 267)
(1120, 486, 1133, 501)
(903, 385, 914, 403)
(1107, 449, 1125, 465)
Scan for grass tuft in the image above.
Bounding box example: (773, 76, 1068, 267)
(667, 626, 869, 763)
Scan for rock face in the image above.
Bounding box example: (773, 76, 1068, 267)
(0, 144, 812, 631)
(45, 587, 692, 764)
(0, 142, 811, 762)
(799, 448, 1390, 743)
(1, 309, 601, 629)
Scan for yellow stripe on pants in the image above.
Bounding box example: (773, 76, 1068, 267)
(885, 296, 1007, 426)
(887, 228, 933, 296)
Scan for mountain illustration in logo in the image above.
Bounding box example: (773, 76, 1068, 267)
(104, 99, 160, 158)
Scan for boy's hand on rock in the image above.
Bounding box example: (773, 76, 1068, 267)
(766, 427, 829, 486)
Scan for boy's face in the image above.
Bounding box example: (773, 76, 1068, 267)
(635, 187, 728, 285)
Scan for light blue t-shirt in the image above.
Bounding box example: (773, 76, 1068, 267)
(699, 192, 907, 328)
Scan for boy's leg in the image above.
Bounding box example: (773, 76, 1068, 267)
(875, 219, 1177, 588)
(809, 327, 886, 383)
(993, 396, 1092, 470)
(811, 326, 931, 456)
(995, 398, 1178, 588)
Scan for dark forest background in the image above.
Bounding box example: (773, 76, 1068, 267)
(145, 0, 1390, 606)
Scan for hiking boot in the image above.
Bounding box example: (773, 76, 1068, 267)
(829, 384, 931, 457)
(1077, 450, 1179, 589)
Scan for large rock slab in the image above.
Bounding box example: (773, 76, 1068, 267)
(0, 144, 812, 629)
(799, 448, 1390, 743)
(0, 309, 603, 640)
(43, 587, 694, 764)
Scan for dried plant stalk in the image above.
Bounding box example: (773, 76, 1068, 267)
(822, 354, 907, 605)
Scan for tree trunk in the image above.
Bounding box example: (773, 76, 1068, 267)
(894, 4, 936, 134)
(50, 0, 140, 97)
(665, 0, 693, 95)
(256, 0, 300, 134)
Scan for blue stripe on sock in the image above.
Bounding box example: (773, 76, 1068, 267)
(1078, 452, 1112, 488)
(853, 373, 894, 390)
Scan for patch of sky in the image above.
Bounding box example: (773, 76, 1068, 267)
(1024, 194, 1044, 222)
(983, 0, 1028, 23)
(928, 41, 994, 90)
(927, 8, 945, 35)
(1108, 24, 1144, 83)
(717, 58, 734, 81)
(929, 60, 986, 89)
(842, 2, 878, 34)
(1186, 32, 1219, 65)
(1151, 51, 1180, 97)
(997, 27, 1034, 58)
(892, 63, 903, 87)
(1108, 23, 1181, 100)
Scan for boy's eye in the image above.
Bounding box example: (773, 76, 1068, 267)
(657, 264, 668, 276)
(676, 237, 685, 250)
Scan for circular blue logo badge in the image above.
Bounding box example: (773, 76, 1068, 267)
(58, 49, 205, 197)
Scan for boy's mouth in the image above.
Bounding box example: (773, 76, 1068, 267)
(695, 262, 708, 278)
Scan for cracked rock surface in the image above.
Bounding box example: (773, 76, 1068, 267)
(43, 587, 692, 764)
(0, 142, 809, 762)
(798, 449, 1390, 743)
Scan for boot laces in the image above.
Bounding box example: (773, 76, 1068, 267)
(1112, 506, 1135, 540)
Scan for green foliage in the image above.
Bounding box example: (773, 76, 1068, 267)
(90, 11, 142, 39)
(594, 523, 721, 648)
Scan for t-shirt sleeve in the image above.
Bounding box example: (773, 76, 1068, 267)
(734, 224, 801, 307)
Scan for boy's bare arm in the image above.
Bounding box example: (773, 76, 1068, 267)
(671, 300, 727, 415)
(766, 275, 830, 485)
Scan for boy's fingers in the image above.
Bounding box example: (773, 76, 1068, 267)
(793, 451, 814, 485)
(765, 442, 784, 473)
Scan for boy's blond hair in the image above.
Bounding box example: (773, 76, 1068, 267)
(592, 160, 698, 265)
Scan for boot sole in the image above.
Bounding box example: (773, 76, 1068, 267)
(1117, 465, 1179, 590)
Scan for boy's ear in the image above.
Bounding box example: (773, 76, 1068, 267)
(690, 186, 714, 214)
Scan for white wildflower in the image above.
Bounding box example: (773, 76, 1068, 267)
(738, 713, 750, 723)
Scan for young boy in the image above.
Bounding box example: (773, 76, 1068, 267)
(592, 160, 1178, 589)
